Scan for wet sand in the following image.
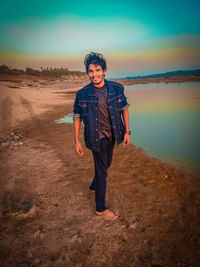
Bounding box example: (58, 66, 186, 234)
(0, 74, 200, 266)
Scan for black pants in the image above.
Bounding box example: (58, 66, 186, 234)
(89, 135, 115, 212)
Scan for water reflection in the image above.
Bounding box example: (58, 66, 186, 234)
(126, 81, 200, 173)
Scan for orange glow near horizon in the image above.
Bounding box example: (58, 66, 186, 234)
(0, 46, 200, 75)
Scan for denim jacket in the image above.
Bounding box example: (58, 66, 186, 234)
(73, 79, 129, 151)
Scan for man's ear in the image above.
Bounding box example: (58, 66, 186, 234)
(103, 69, 107, 76)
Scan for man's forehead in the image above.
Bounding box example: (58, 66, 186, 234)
(88, 64, 102, 70)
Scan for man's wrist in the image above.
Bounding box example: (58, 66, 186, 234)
(124, 130, 131, 135)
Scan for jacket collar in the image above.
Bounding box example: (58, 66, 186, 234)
(88, 79, 115, 96)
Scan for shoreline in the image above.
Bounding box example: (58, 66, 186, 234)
(114, 74, 200, 86)
(55, 113, 200, 179)
(1, 73, 200, 86)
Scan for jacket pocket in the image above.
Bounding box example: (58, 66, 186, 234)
(114, 96, 124, 110)
(79, 101, 89, 115)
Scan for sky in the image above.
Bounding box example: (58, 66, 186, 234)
(0, 0, 200, 77)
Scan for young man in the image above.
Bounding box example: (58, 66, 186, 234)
(73, 52, 131, 221)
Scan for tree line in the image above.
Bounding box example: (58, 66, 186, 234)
(0, 65, 86, 77)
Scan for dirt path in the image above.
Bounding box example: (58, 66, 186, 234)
(0, 78, 200, 266)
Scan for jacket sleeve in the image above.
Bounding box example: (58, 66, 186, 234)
(121, 85, 130, 110)
(73, 91, 82, 121)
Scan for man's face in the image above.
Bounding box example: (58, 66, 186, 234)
(88, 64, 106, 85)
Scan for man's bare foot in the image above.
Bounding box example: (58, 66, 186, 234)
(90, 189, 95, 193)
(96, 209, 118, 221)
(89, 186, 95, 192)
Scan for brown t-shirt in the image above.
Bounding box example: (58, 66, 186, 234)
(94, 84, 113, 139)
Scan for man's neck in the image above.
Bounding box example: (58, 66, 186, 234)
(93, 79, 105, 88)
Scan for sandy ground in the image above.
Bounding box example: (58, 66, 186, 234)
(0, 75, 200, 267)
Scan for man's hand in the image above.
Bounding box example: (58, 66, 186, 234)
(75, 142, 83, 156)
(123, 133, 130, 146)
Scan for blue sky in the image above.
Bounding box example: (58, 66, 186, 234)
(0, 0, 200, 77)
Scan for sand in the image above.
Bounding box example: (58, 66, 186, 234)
(0, 74, 200, 266)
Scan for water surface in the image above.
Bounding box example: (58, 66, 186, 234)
(125, 81, 200, 174)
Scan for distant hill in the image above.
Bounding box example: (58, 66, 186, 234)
(124, 69, 200, 79)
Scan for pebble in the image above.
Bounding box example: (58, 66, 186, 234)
(71, 234, 78, 242)
(129, 221, 139, 229)
(33, 230, 40, 238)
(33, 230, 44, 239)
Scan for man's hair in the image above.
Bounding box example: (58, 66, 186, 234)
(84, 52, 107, 73)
